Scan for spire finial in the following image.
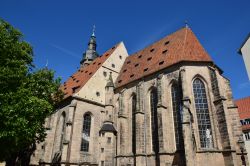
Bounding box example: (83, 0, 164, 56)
(45, 59, 48, 68)
(185, 20, 189, 28)
(92, 25, 96, 36)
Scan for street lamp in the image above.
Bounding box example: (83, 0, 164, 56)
(238, 135, 246, 166)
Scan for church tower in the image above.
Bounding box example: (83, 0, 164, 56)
(99, 72, 117, 166)
(80, 26, 99, 67)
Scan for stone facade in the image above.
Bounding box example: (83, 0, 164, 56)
(30, 27, 248, 166)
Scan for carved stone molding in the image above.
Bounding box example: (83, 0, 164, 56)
(66, 120, 72, 126)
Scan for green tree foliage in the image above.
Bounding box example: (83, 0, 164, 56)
(0, 19, 63, 164)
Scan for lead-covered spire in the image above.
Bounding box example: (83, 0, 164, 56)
(80, 25, 99, 67)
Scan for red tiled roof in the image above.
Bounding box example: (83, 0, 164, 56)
(235, 96, 250, 120)
(242, 124, 250, 131)
(61, 43, 119, 99)
(115, 27, 213, 88)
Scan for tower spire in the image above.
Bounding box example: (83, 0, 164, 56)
(80, 26, 99, 67)
(92, 25, 95, 37)
(185, 20, 189, 28)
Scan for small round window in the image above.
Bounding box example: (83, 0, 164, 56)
(103, 71, 107, 77)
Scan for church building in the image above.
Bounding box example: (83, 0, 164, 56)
(31, 25, 248, 166)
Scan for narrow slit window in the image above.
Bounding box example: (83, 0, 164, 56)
(150, 88, 159, 153)
(171, 83, 183, 149)
(132, 95, 136, 154)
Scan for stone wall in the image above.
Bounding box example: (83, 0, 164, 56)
(31, 63, 246, 166)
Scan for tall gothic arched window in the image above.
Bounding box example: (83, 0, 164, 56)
(81, 114, 91, 152)
(171, 83, 183, 150)
(193, 78, 213, 148)
(59, 112, 66, 151)
(132, 95, 137, 154)
(150, 88, 159, 153)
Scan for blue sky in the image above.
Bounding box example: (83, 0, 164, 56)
(1, 0, 250, 99)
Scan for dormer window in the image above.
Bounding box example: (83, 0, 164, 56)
(162, 49, 168, 54)
(147, 57, 152, 61)
(164, 41, 170, 45)
(159, 61, 164, 65)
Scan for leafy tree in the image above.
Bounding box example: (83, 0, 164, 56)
(0, 19, 63, 165)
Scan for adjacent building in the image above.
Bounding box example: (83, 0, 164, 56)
(30, 26, 247, 166)
(238, 33, 250, 80)
(235, 96, 250, 165)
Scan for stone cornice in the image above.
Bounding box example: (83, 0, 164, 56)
(157, 103, 167, 109)
(213, 96, 226, 104)
(73, 96, 105, 107)
(104, 104, 114, 108)
(118, 112, 128, 119)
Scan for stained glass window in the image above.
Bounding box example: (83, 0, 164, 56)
(193, 78, 213, 148)
(171, 83, 183, 149)
(132, 95, 136, 154)
(150, 88, 159, 153)
(59, 112, 66, 151)
(81, 114, 91, 152)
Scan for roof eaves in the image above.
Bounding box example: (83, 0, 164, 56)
(115, 61, 214, 89)
(238, 32, 250, 55)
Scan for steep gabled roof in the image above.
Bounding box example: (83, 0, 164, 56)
(238, 32, 250, 55)
(61, 43, 120, 99)
(115, 27, 213, 88)
(235, 96, 250, 120)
